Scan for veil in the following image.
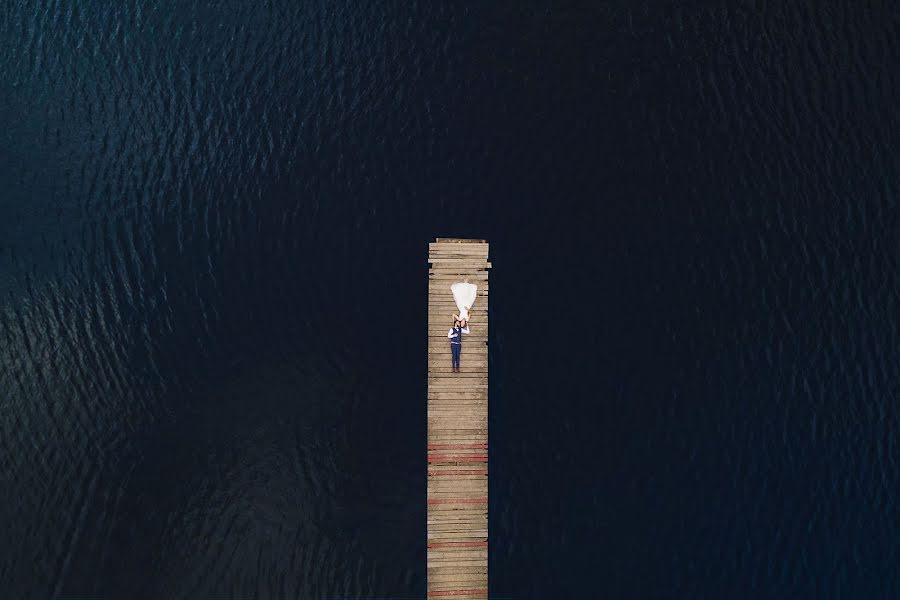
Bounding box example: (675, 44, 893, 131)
(450, 282, 478, 320)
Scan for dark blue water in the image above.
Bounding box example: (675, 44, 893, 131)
(1, 1, 898, 598)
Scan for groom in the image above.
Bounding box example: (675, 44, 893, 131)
(447, 318, 469, 373)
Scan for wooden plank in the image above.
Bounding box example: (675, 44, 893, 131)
(429, 241, 489, 250)
(429, 248, 489, 255)
(429, 274, 489, 280)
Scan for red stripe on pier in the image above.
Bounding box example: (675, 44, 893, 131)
(427, 497, 487, 504)
(427, 589, 488, 597)
(427, 443, 488, 450)
(428, 469, 488, 476)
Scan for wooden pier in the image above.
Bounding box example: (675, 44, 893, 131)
(427, 238, 490, 599)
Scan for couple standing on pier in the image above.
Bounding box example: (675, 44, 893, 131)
(447, 280, 477, 373)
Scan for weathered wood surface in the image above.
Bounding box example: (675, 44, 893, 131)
(427, 238, 489, 600)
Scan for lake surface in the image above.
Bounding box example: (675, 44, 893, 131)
(1, 1, 897, 598)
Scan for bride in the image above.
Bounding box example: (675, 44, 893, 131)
(450, 278, 477, 323)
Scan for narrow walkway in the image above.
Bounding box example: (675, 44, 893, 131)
(427, 238, 490, 599)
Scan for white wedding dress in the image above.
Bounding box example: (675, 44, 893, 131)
(450, 282, 478, 321)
